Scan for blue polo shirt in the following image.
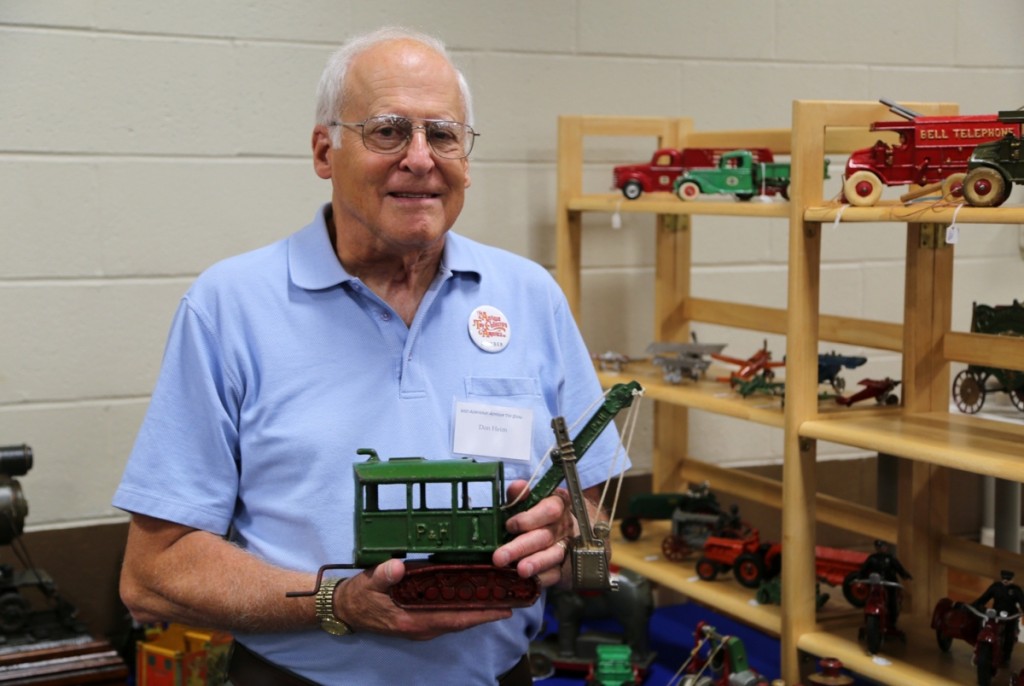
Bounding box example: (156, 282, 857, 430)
(113, 205, 630, 685)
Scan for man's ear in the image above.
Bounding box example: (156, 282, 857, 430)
(463, 159, 471, 189)
(312, 126, 333, 180)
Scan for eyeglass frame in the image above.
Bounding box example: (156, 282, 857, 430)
(328, 114, 479, 159)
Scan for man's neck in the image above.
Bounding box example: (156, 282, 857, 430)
(352, 255, 439, 326)
(328, 219, 444, 326)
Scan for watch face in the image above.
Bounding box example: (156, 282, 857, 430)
(321, 618, 352, 636)
(315, 578, 353, 636)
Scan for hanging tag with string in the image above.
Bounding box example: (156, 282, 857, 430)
(946, 203, 963, 244)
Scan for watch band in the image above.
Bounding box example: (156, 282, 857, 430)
(314, 576, 354, 636)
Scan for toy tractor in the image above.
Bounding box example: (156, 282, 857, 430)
(618, 482, 725, 543)
(694, 529, 782, 589)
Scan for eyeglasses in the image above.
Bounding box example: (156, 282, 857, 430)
(330, 115, 479, 159)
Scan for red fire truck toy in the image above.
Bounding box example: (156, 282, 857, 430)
(842, 99, 1022, 207)
(613, 147, 774, 199)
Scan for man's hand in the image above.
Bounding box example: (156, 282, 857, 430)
(332, 559, 511, 640)
(493, 480, 584, 589)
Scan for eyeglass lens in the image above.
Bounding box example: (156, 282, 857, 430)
(362, 116, 473, 158)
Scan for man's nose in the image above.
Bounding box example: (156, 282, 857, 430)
(402, 128, 435, 170)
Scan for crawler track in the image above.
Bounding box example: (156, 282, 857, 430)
(389, 562, 540, 610)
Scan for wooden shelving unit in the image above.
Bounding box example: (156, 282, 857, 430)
(612, 522, 993, 685)
(555, 104, 1024, 685)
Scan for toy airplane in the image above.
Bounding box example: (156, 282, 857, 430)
(734, 371, 785, 399)
(711, 340, 785, 386)
(817, 351, 868, 392)
(836, 377, 900, 406)
(647, 338, 726, 384)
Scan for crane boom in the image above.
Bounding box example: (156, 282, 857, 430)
(503, 380, 642, 518)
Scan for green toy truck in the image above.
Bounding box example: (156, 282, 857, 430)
(674, 149, 794, 201)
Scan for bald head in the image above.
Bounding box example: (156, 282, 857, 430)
(315, 26, 474, 146)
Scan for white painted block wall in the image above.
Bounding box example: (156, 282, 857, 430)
(1, 1, 1023, 528)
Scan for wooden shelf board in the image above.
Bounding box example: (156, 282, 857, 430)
(801, 411, 1024, 480)
(597, 367, 785, 428)
(798, 620, 1017, 686)
(676, 457, 898, 542)
(609, 521, 862, 639)
(805, 201, 1024, 225)
(568, 193, 790, 217)
(945, 330, 1024, 372)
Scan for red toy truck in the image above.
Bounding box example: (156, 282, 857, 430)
(613, 147, 774, 199)
(842, 99, 1022, 206)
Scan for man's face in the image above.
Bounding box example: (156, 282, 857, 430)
(313, 39, 471, 257)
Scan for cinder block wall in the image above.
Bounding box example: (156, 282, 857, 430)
(2, 1, 1024, 534)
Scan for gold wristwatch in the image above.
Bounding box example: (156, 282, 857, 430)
(315, 577, 354, 636)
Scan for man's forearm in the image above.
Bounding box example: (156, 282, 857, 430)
(120, 514, 316, 633)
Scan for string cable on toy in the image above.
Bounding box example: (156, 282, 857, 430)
(502, 385, 644, 531)
(595, 385, 643, 526)
(666, 631, 732, 686)
(890, 194, 964, 224)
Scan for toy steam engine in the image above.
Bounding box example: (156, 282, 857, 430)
(0, 444, 86, 644)
(952, 301, 1024, 414)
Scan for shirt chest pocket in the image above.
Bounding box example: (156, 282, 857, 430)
(462, 376, 551, 481)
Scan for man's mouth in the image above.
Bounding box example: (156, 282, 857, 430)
(390, 192, 439, 199)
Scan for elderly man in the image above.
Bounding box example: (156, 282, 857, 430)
(114, 26, 628, 686)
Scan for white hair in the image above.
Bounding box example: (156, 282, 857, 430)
(314, 26, 474, 147)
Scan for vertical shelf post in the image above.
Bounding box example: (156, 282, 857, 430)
(781, 100, 828, 685)
(556, 116, 585, 322)
(653, 213, 692, 493)
(899, 221, 954, 622)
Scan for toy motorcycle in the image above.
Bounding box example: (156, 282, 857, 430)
(932, 597, 1021, 686)
(854, 572, 905, 654)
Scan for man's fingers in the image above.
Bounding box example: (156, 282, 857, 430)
(361, 558, 405, 592)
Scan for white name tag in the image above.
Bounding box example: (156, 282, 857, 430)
(453, 401, 533, 463)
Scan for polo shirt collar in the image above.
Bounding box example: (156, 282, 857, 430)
(437, 229, 480, 279)
(288, 203, 482, 291)
(288, 205, 348, 291)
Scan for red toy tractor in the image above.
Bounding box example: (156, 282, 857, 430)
(695, 529, 781, 589)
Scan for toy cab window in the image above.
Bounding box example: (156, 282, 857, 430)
(411, 482, 450, 510)
(655, 154, 671, 166)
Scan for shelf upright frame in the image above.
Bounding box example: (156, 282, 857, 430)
(782, 100, 958, 684)
(555, 115, 695, 494)
(782, 99, 827, 685)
